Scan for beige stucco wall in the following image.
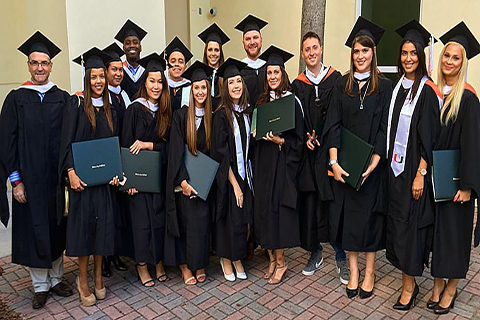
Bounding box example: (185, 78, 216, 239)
(165, 0, 191, 48)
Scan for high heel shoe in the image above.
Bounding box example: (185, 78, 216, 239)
(94, 285, 106, 300)
(267, 263, 288, 285)
(263, 260, 276, 279)
(136, 263, 154, 287)
(232, 260, 247, 280)
(220, 258, 236, 282)
(76, 277, 96, 307)
(111, 255, 127, 271)
(359, 274, 375, 299)
(427, 280, 447, 309)
(393, 282, 419, 310)
(346, 287, 358, 299)
(433, 289, 457, 315)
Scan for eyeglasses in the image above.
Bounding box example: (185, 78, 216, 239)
(28, 60, 51, 68)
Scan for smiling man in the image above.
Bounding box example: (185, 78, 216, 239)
(0, 31, 72, 309)
(115, 19, 148, 100)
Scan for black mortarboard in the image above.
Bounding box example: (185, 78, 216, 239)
(115, 19, 147, 43)
(235, 14, 268, 34)
(440, 21, 480, 60)
(396, 19, 436, 49)
(198, 23, 230, 45)
(216, 58, 247, 79)
(162, 36, 193, 64)
(72, 47, 111, 70)
(258, 45, 294, 68)
(102, 43, 124, 64)
(137, 52, 166, 72)
(181, 60, 214, 83)
(18, 31, 61, 59)
(345, 16, 385, 47)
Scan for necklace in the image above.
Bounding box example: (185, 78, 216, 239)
(358, 79, 370, 110)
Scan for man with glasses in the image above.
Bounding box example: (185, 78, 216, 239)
(0, 31, 72, 309)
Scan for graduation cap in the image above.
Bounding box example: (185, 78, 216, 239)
(198, 23, 230, 46)
(258, 45, 294, 68)
(440, 21, 480, 60)
(72, 47, 111, 70)
(18, 31, 61, 59)
(115, 19, 147, 43)
(162, 36, 193, 63)
(102, 43, 125, 64)
(345, 16, 385, 47)
(396, 19, 436, 49)
(235, 14, 268, 34)
(137, 52, 166, 72)
(216, 58, 247, 79)
(181, 60, 214, 83)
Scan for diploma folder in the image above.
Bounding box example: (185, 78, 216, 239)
(432, 149, 460, 202)
(338, 127, 374, 190)
(255, 94, 295, 140)
(120, 148, 161, 193)
(72, 136, 122, 186)
(183, 145, 219, 201)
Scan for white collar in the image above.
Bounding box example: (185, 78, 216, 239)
(91, 97, 104, 107)
(125, 60, 139, 71)
(305, 64, 329, 85)
(242, 56, 266, 69)
(233, 104, 246, 113)
(443, 85, 452, 95)
(354, 71, 371, 80)
(18, 80, 55, 93)
(132, 97, 158, 112)
(108, 84, 121, 95)
(195, 106, 205, 117)
(166, 70, 191, 88)
(402, 77, 414, 89)
(269, 90, 292, 100)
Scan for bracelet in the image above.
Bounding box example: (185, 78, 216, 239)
(67, 168, 74, 172)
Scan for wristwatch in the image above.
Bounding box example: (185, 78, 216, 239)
(329, 159, 338, 166)
(417, 167, 427, 176)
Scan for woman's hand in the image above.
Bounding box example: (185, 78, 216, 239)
(454, 189, 471, 203)
(233, 185, 244, 208)
(68, 169, 87, 192)
(412, 175, 424, 200)
(306, 129, 320, 151)
(181, 180, 198, 199)
(264, 131, 284, 145)
(13, 182, 27, 204)
(361, 154, 381, 186)
(129, 140, 153, 155)
(127, 188, 138, 196)
(109, 175, 120, 187)
(331, 163, 349, 183)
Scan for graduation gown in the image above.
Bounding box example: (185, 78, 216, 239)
(241, 64, 265, 110)
(386, 80, 440, 276)
(431, 85, 480, 279)
(120, 61, 145, 100)
(208, 71, 221, 111)
(322, 75, 392, 252)
(253, 92, 304, 250)
(292, 68, 341, 252)
(0, 85, 68, 268)
(121, 101, 168, 265)
(211, 108, 253, 261)
(164, 107, 212, 271)
(59, 96, 117, 257)
(169, 83, 191, 113)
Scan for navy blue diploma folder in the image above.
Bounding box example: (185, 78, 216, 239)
(183, 145, 219, 201)
(120, 148, 161, 193)
(72, 136, 122, 186)
(432, 149, 460, 202)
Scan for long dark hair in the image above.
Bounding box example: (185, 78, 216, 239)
(134, 71, 172, 140)
(396, 40, 428, 101)
(83, 68, 114, 133)
(256, 65, 291, 106)
(345, 35, 379, 97)
(216, 76, 250, 133)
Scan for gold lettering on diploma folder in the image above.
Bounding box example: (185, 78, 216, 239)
(269, 116, 280, 123)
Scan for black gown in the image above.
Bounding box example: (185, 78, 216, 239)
(431, 86, 480, 279)
(120, 63, 145, 101)
(253, 93, 304, 250)
(169, 84, 191, 113)
(59, 95, 118, 257)
(211, 108, 253, 261)
(386, 80, 440, 276)
(292, 68, 341, 252)
(208, 72, 221, 111)
(164, 107, 212, 271)
(0, 86, 68, 268)
(241, 65, 266, 110)
(322, 75, 392, 252)
(121, 101, 168, 265)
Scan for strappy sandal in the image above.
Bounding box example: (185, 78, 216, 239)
(183, 275, 197, 285)
(156, 273, 168, 282)
(196, 272, 207, 283)
(267, 263, 288, 285)
(263, 260, 276, 279)
(136, 263, 155, 287)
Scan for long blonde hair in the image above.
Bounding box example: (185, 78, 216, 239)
(437, 42, 468, 125)
(186, 80, 212, 155)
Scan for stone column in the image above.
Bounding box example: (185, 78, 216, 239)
(299, 0, 327, 73)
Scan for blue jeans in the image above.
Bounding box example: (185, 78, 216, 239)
(318, 242, 346, 262)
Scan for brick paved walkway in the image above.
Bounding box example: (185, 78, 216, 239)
(1, 244, 480, 320)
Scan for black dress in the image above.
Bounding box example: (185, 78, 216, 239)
(211, 108, 253, 261)
(253, 93, 304, 250)
(431, 86, 480, 279)
(59, 95, 117, 257)
(165, 107, 212, 271)
(121, 101, 169, 265)
(292, 68, 342, 252)
(386, 80, 440, 276)
(241, 64, 265, 110)
(0, 86, 68, 268)
(322, 75, 392, 252)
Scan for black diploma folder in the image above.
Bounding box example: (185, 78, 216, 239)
(432, 149, 460, 202)
(183, 145, 219, 201)
(120, 148, 161, 193)
(338, 127, 374, 190)
(72, 136, 122, 186)
(255, 94, 295, 140)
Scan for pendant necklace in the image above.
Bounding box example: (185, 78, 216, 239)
(358, 79, 370, 110)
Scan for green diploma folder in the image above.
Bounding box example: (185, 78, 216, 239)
(255, 94, 295, 140)
(432, 149, 460, 202)
(72, 136, 122, 186)
(184, 145, 220, 201)
(120, 148, 161, 193)
(250, 108, 257, 134)
(338, 127, 374, 190)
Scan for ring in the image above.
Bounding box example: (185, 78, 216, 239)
(461, 201, 464, 204)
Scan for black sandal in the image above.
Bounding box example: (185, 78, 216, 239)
(136, 263, 155, 287)
(156, 273, 168, 282)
